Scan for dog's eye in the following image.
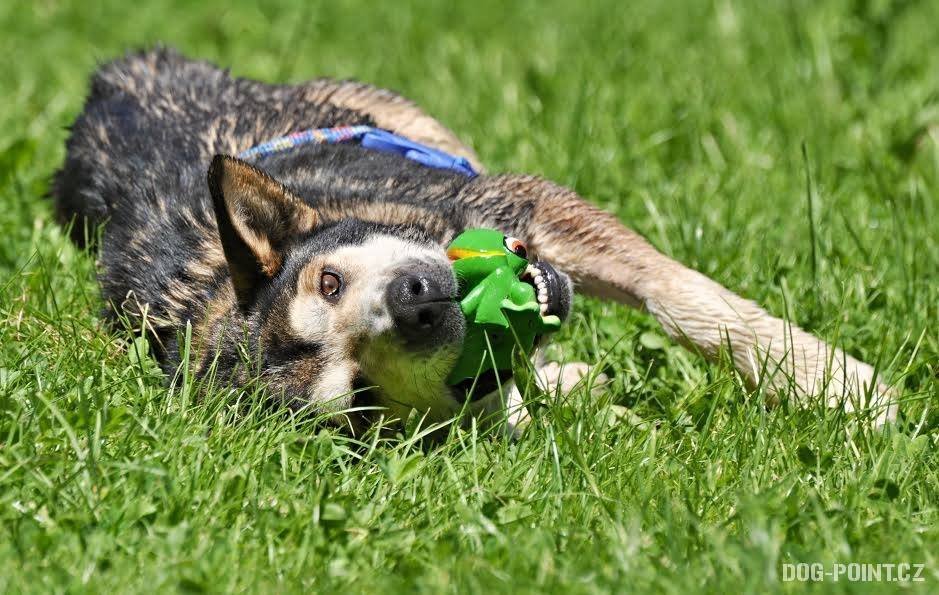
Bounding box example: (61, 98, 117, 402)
(503, 236, 528, 259)
(320, 271, 343, 298)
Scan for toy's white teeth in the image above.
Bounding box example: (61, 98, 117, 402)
(523, 263, 551, 315)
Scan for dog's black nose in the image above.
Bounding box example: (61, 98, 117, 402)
(387, 273, 452, 346)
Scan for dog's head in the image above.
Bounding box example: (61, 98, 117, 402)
(207, 155, 570, 427)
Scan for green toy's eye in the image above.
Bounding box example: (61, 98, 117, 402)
(503, 236, 528, 259)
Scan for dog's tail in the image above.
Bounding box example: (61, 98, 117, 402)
(475, 175, 898, 424)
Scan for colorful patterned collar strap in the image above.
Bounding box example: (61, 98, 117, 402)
(237, 125, 478, 178)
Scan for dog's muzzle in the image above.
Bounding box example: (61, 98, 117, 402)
(386, 268, 463, 350)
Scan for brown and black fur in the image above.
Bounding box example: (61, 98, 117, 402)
(54, 48, 897, 430)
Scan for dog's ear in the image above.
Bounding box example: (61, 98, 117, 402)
(207, 155, 318, 310)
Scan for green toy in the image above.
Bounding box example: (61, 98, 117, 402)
(446, 229, 563, 385)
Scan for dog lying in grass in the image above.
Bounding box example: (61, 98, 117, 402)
(52, 48, 897, 432)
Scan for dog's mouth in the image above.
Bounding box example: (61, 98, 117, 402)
(519, 261, 565, 318)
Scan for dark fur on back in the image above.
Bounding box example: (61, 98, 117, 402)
(57, 51, 454, 361)
(55, 49, 468, 320)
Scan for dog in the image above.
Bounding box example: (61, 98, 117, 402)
(52, 48, 897, 433)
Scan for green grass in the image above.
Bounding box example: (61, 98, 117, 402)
(1, 0, 937, 592)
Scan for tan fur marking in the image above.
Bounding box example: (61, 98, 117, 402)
(316, 202, 453, 238)
(184, 238, 227, 284)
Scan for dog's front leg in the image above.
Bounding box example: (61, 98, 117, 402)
(467, 177, 898, 425)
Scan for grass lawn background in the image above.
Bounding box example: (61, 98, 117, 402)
(1, 0, 937, 592)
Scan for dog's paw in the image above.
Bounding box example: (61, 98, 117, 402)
(760, 347, 899, 427)
(818, 361, 898, 427)
(505, 361, 609, 434)
(532, 361, 609, 395)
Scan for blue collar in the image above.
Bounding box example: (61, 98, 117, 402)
(237, 125, 478, 178)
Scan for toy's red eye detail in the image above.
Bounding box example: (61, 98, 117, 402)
(504, 236, 528, 259)
(320, 270, 343, 298)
